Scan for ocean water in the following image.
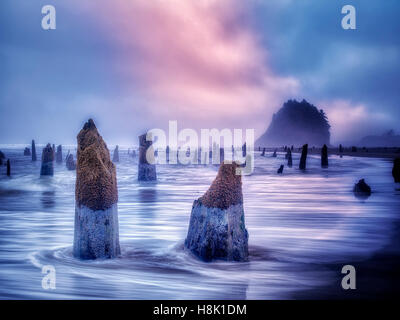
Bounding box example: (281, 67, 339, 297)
(0, 145, 399, 299)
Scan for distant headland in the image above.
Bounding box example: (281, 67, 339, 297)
(360, 130, 400, 147)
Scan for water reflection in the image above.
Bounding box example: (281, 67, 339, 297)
(41, 191, 56, 208)
(138, 187, 158, 203)
(353, 193, 371, 201)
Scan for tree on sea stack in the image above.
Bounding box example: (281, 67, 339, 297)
(73, 119, 120, 260)
(185, 162, 249, 262)
(255, 99, 330, 147)
(40, 144, 54, 176)
(138, 133, 157, 181)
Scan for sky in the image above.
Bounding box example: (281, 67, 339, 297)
(0, 0, 399, 145)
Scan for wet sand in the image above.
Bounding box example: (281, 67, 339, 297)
(292, 218, 400, 299)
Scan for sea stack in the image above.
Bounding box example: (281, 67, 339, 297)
(40, 144, 54, 176)
(299, 144, 308, 170)
(31, 140, 37, 161)
(138, 133, 157, 181)
(112, 145, 119, 163)
(6, 159, 10, 176)
(185, 162, 249, 262)
(56, 145, 63, 164)
(287, 149, 292, 167)
(24, 147, 31, 156)
(73, 119, 120, 260)
(321, 144, 328, 168)
(353, 179, 371, 197)
(66, 154, 76, 170)
(277, 165, 284, 174)
(392, 158, 400, 183)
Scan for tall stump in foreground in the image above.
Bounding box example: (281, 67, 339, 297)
(321, 144, 328, 168)
(185, 162, 249, 262)
(138, 133, 156, 181)
(32, 140, 37, 162)
(40, 144, 54, 176)
(299, 144, 308, 170)
(73, 119, 120, 260)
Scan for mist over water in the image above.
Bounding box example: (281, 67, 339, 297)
(0, 145, 399, 299)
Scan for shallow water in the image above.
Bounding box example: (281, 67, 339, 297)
(0, 145, 399, 299)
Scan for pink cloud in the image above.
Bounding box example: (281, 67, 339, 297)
(80, 0, 298, 133)
(321, 100, 390, 143)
